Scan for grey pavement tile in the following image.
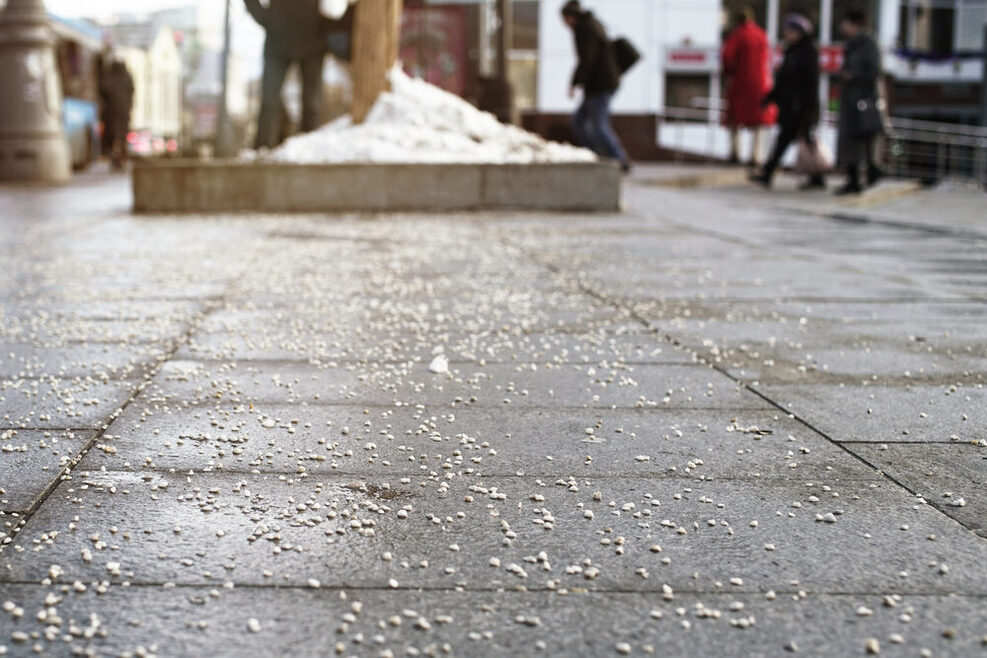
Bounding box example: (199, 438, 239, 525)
(577, 266, 960, 304)
(1, 319, 189, 345)
(0, 342, 168, 379)
(727, 346, 987, 386)
(756, 383, 987, 444)
(629, 298, 987, 326)
(0, 300, 205, 322)
(0, 585, 983, 658)
(140, 361, 767, 410)
(3, 473, 984, 596)
(173, 329, 690, 367)
(0, 430, 95, 513)
(198, 301, 638, 336)
(78, 404, 877, 480)
(751, 300, 987, 323)
(850, 443, 987, 537)
(0, 378, 138, 430)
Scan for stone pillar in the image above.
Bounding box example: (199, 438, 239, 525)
(0, 0, 71, 182)
(351, 0, 403, 124)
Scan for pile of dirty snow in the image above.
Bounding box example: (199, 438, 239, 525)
(262, 69, 596, 165)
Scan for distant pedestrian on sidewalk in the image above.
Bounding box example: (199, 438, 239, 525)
(561, 0, 632, 172)
(721, 7, 776, 166)
(834, 8, 885, 195)
(750, 14, 823, 189)
(101, 58, 135, 171)
(246, 0, 340, 149)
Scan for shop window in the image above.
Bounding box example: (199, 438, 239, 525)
(956, 0, 987, 51)
(665, 75, 711, 114)
(900, 0, 957, 55)
(512, 1, 539, 51)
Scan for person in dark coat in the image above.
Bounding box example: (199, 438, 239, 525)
(561, 0, 630, 172)
(835, 8, 884, 195)
(750, 14, 823, 189)
(101, 58, 135, 171)
(246, 0, 353, 149)
(721, 7, 776, 165)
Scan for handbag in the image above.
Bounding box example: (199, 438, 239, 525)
(851, 98, 885, 137)
(612, 37, 641, 75)
(795, 138, 833, 176)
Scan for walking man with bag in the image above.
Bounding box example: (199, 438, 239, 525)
(835, 8, 885, 195)
(749, 14, 823, 189)
(561, 0, 632, 172)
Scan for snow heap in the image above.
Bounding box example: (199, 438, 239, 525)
(265, 69, 597, 165)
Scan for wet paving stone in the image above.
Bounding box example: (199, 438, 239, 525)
(0, 378, 138, 430)
(0, 342, 169, 379)
(0, 585, 984, 658)
(173, 328, 689, 366)
(140, 361, 768, 410)
(757, 383, 987, 444)
(3, 473, 984, 597)
(79, 404, 877, 481)
(0, 430, 95, 514)
(2, 174, 985, 656)
(851, 443, 987, 537)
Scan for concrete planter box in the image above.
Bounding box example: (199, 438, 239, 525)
(132, 160, 621, 213)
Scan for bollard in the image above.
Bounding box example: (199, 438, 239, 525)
(0, 0, 71, 182)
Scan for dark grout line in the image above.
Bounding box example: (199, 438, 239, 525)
(0, 579, 984, 599)
(835, 440, 982, 446)
(65, 466, 885, 483)
(0, 308, 242, 555)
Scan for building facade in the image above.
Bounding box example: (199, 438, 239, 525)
(523, 0, 985, 158)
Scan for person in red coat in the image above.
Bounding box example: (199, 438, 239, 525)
(721, 8, 777, 165)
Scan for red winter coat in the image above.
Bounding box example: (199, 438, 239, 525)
(722, 20, 777, 127)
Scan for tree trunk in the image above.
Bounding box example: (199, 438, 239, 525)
(351, 0, 404, 124)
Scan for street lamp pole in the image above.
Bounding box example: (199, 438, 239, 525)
(215, 0, 234, 157)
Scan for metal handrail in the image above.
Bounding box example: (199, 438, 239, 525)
(682, 96, 987, 138)
(659, 100, 987, 185)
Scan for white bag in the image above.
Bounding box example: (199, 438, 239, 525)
(794, 138, 833, 176)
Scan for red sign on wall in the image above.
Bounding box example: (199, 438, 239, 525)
(400, 7, 467, 97)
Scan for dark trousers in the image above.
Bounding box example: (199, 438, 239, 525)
(844, 135, 880, 187)
(255, 51, 324, 149)
(572, 92, 628, 164)
(763, 119, 806, 177)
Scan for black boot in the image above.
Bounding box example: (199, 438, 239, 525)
(749, 162, 776, 188)
(866, 165, 885, 187)
(834, 168, 862, 196)
(799, 175, 826, 191)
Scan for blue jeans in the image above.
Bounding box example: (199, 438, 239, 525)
(572, 92, 628, 164)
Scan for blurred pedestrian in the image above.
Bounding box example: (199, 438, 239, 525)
(561, 0, 631, 173)
(835, 8, 885, 195)
(750, 14, 823, 189)
(246, 0, 336, 149)
(721, 7, 776, 166)
(101, 58, 134, 171)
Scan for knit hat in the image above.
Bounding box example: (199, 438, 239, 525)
(561, 1, 582, 17)
(782, 13, 813, 36)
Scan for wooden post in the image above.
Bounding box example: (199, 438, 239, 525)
(351, 0, 404, 124)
